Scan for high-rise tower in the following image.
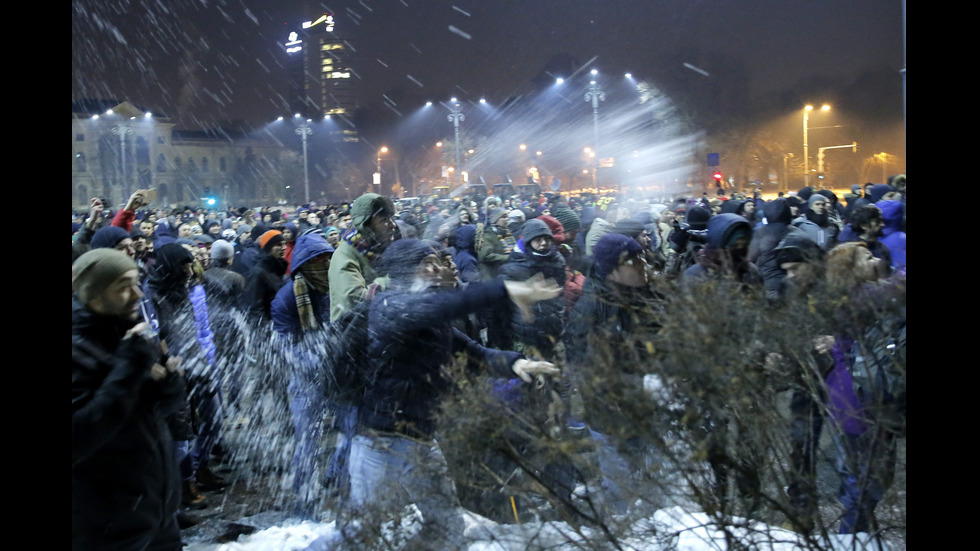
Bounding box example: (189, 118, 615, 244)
(284, 12, 359, 142)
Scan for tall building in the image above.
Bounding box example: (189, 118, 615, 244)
(284, 12, 359, 143)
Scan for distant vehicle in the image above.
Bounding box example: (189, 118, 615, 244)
(431, 186, 451, 199)
(516, 182, 540, 199)
(492, 182, 514, 198)
(463, 183, 487, 202)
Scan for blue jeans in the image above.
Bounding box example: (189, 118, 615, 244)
(325, 402, 357, 491)
(288, 376, 328, 514)
(347, 433, 465, 547)
(588, 428, 632, 515)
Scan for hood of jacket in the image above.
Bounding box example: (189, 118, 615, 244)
(290, 232, 334, 275)
(707, 213, 752, 250)
(146, 243, 193, 302)
(455, 224, 477, 251)
(350, 193, 395, 232)
(763, 198, 793, 226)
(877, 200, 904, 234)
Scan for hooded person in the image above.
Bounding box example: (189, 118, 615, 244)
(683, 213, 759, 285)
(498, 219, 567, 359)
(453, 224, 481, 285)
(665, 205, 710, 278)
(328, 193, 397, 322)
(269, 232, 338, 517)
(868, 184, 897, 204)
(877, 199, 905, 273)
(748, 198, 805, 301)
(141, 243, 225, 509)
(323, 237, 560, 550)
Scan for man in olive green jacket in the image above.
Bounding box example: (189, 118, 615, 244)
(328, 193, 397, 322)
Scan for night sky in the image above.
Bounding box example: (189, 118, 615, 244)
(72, 0, 905, 134)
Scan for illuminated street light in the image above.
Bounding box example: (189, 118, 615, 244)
(377, 146, 388, 172)
(585, 71, 606, 188)
(447, 98, 465, 189)
(294, 115, 313, 203)
(374, 146, 388, 186)
(803, 104, 831, 187)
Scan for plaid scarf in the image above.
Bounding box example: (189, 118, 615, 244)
(293, 260, 330, 332)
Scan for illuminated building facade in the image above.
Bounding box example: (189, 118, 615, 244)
(284, 13, 359, 143)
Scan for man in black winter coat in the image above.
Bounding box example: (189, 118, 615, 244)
(72, 249, 186, 550)
(318, 238, 559, 551)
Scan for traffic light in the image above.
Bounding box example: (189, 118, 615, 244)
(712, 170, 723, 182)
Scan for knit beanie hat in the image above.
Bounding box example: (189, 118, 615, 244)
(72, 248, 137, 304)
(869, 184, 894, 203)
(210, 239, 234, 261)
(593, 233, 642, 278)
(259, 230, 283, 252)
(520, 219, 553, 243)
(808, 194, 828, 208)
(507, 209, 526, 224)
(90, 226, 131, 250)
(488, 208, 508, 225)
(686, 206, 712, 230)
(551, 205, 581, 233)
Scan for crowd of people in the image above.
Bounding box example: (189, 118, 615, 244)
(72, 176, 906, 550)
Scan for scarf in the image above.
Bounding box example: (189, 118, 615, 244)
(341, 225, 384, 262)
(293, 258, 330, 332)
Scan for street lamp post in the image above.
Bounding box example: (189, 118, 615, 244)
(295, 116, 312, 203)
(374, 146, 388, 188)
(585, 70, 605, 190)
(376, 146, 388, 174)
(447, 98, 465, 190)
(803, 104, 830, 187)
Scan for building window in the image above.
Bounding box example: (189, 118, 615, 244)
(76, 133, 85, 141)
(157, 153, 167, 172)
(202, 157, 209, 172)
(220, 157, 227, 172)
(76, 152, 87, 173)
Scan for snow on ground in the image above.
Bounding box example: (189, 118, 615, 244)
(184, 506, 892, 551)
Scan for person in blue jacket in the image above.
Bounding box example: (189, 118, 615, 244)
(270, 232, 336, 518)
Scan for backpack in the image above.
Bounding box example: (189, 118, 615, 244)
(320, 283, 381, 406)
